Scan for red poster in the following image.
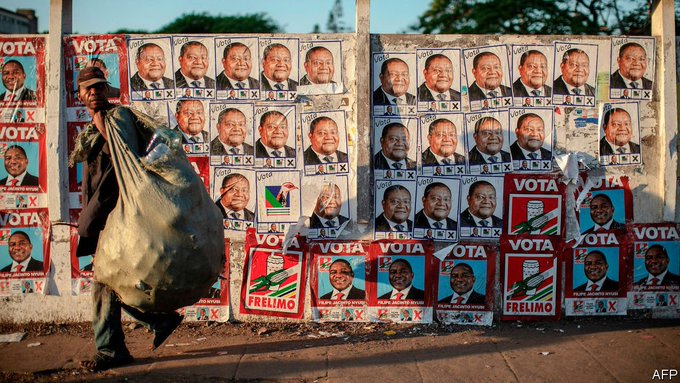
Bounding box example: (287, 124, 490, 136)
(0, 208, 50, 295)
(628, 223, 679, 313)
(504, 174, 565, 236)
(180, 239, 231, 322)
(435, 242, 496, 326)
(0, 125, 47, 208)
(309, 240, 370, 322)
(565, 232, 630, 316)
(501, 236, 562, 321)
(240, 228, 306, 319)
(575, 174, 632, 235)
(368, 240, 436, 323)
(63, 35, 129, 107)
(68, 209, 94, 295)
(0, 36, 46, 119)
(188, 156, 210, 192)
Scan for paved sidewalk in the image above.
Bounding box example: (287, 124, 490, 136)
(0, 318, 678, 382)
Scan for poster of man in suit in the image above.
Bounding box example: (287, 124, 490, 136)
(552, 42, 598, 107)
(208, 102, 255, 166)
(259, 38, 299, 102)
(511, 45, 554, 107)
(172, 37, 216, 99)
(215, 37, 260, 100)
(598, 102, 641, 167)
(253, 105, 297, 168)
(298, 41, 343, 95)
(412, 177, 461, 242)
(127, 37, 175, 101)
(418, 113, 466, 176)
(508, 108, 554, 172)
(415, 49, 461, 113)
(462, 45, 513, 112)
(609, 37, 655, 100)
(300, 110, 349, 176)
(371, 52, 417, 117)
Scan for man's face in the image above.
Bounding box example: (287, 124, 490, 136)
(2, 62, 26, 91)
(304, 49, 334, 84)
(176, 101, 205, 135)
(382, 188, 411, 224)
(428, 121, 458, 157)
(136, 45, 166, 82)
(474, 119, 503, 155)
(258, 113, 288, 149)
(584, 253, 608, 282)
(8, 233, 32, 263)
(617, 45, 647, 81)
(518, 53, 548, 89)
(450, 265, 475, 295)
(329, 261, 353, 291)
(220, 177, 250, 212)
(644, 247, 669, 276)
(379, 60, 410, 97)
(179, 44, 209, 80)
(4, 147, 28, 177)
(516, 116, 545, 151)
(604, 110, 632, 146)
(380, 125, 410, 161)
(423, 56, 453, 93)
(217, 111, 247, 147)
(315, 185, 342, 219)
(223, 45, 252, 81)
(77, 82, 108, 113)
(422, 185, 452, 221)
(467, 184, 496, 219)
(309, 119, 339, 155)
(388, 261, 413, 291)
(589, 195, 614, 226)
(472, 54, 503, 90)
(263, 46, 292, 82)
(560, 52, 590, 87)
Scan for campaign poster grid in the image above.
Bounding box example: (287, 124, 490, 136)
(435, 243, 496, 326)
(310, 241, 369, 322)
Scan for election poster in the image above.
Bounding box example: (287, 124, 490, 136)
(214, 36, 260, 100)
(368, 240, 435, 323)
(598, 102, 642, 167)
(552, 41, 598, 107)
(374, 179, 416, 240)
(418, 113, 466, 176)
(0, 124, 47, 208)
(462, 45, 512, 112)
(503, 174, 565, 236)
(167, 99, 210, 155)
(510, 44, 554, 107)
(172, 36, 217, 99)
(415, 48, 462, 113)
(66, 122, 85, 209)
(253, 104, 297, 169)
(458, 175, 504, 240)
(435, 243, 496, 326)
(465, 111, 513, 175)
(0, 36, 46, 124)
(508, 107, 554, 172)
(628, 223, 679, 315)
(127, 36, 176, 101)
(576, 174, 632, 235)
(304, 175, 350, 240)
(412, 176, 461, 242)
(259, 37, 300, 102)
(188, 156, 210, 192)
(310, 240, 369, 322)
(180, 239, 230, 322)
(69, 209, 93, 296)
(208, 102, 255, 167)
(255, 170, 301, 234)
(212, 168, 256, 232)
(0, 208, 50, 296)
(63, 34, 129, 107)
(609, 37, 655, 101)
(300, 110, 349, 176)
(240, 229, 306, 319)
(372, 116, 418, 180)
(501, 236, 561, 321)
(371, 52, 417, 117)
(565, 232, 630, 316)
(298, 40, 343, 95)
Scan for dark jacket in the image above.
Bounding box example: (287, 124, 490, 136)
(378, 286, 425, 300)
(372, 87, 416, 106)
(438, 290, 485, 304)
(209, 137, 254, 156)
(610, 70, 652, 90)
(582, 220, 626, 234)
(216, 73, 260, 90)
(599, 137, 640, 156)
(260, 72, 298, 91)
(309, 213, 349, 229)
(175, 69, 215, 88)
(512, 78, 552, 98)
(510, 142, 552, 160)
(130, 72, 175, 91)
(0, 173, 39, 187)
(303, 147, 348, 165)
(468, 146, 511, 166)
(417, 83, 461, 102)
(299, 75, 336, 86)
(574, 277, 619, 292)
(255, 139, 295, 158)
(468, 81, 512, 102)
(373, 150, 416, 170)
(413, 210, 457, 230)
(421, 147, 465, 166)
(553, 76, 595, 96)
(634, 272, 680, 287)
(375, 213, 413, 232)
(215, 201, 255, 221)
(0, 258, 44, 273)
(0, 88, 37, 103)
(460, 208, 502, 228)
(320, 285, 365, 300)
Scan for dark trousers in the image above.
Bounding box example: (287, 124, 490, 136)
(92, 280, 177, 357)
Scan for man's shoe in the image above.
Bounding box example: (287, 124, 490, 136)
(81, 352, 134, 371)
(152, 312, 183, 351)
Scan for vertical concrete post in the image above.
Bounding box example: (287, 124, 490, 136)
(355, 0, 371, 224)
(651, 0, 678, 221)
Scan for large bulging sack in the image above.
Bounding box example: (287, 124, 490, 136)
(94, 107, 224, 313)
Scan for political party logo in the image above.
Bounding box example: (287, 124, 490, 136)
(74, 56, 89, 70)
(248, 253, 299, 298)
(440, 260, 455, 275)
(574, 248, 588, 263)
(0, 229, 10, 244)
(378, 256, 393, 272)
(634, 243, 648, 258)
(509, 196, 561, 235)
(505, 256, 555, 302)
(318, 257, 332, 272)
(264, 182, 298, 216)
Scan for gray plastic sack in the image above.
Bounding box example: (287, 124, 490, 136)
(94, 106, 224, 313)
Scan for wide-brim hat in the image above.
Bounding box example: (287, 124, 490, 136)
(76, 67, 109, 88)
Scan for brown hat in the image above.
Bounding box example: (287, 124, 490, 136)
(76, 67, 108, 88)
